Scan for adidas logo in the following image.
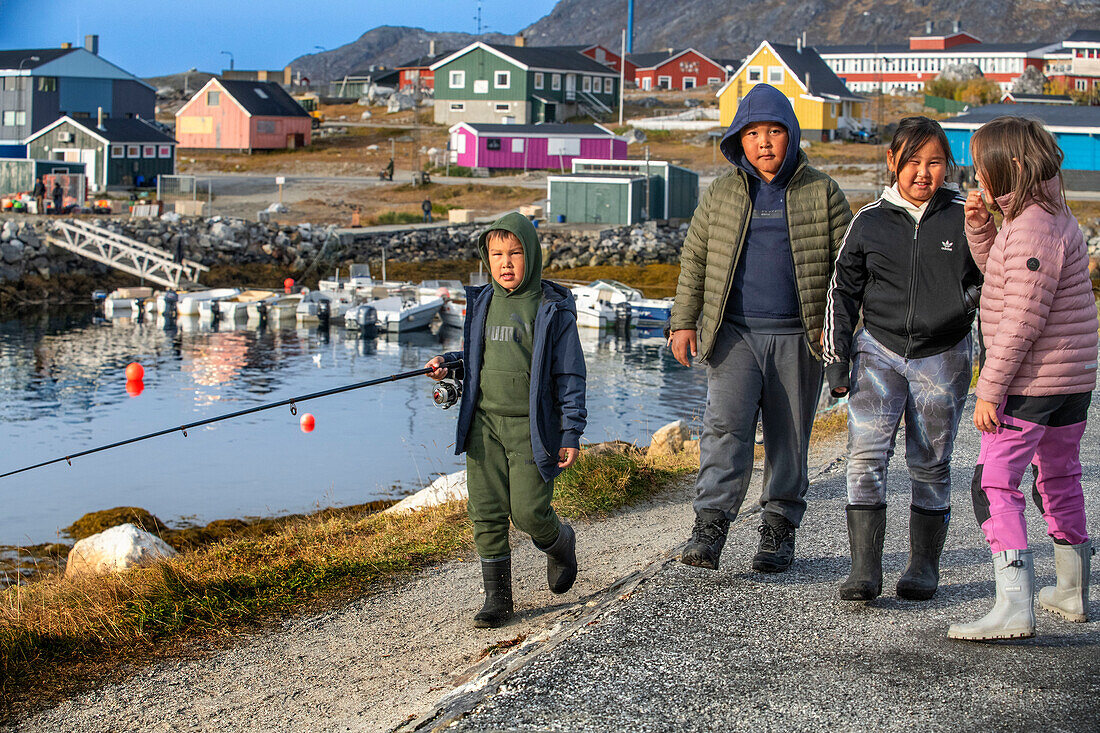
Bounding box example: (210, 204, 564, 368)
(941, 240, 954, 251)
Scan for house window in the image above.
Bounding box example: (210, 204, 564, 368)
(551, 74, 561, 90)
(473, 79, 489, 94)
(449, 102, 465, 111)
(254, 87, 269, 99)
(830, 103, 837, 117)
(768, 66, 784, 84)
(605, 78, 614, 94)
(683, 77, 696, 89)
(511, 138, 524, 153)
(257, 120, 276, 134)
(495, 103, 511, 112)
(449, 70, 466, 89)
(143, 145, 156, 157)
(1077, 78, 1088, 91)
(657, 75, 672, 89)
(3, 76, 26, 91)
(747, 66, 762, 83)
(1, 110, 25, 126)
(494, 70, 510, 88)
(158, 145, 172, 158)
(534, 72, 544, 89)
(37, 76, 57, 92)
(582, 76, 592, 92)
(707, 76, 722, 85)
(111, 144, 124, 158)
(207, 90, 220, 106)
(486, 138, 502, 150)
(127, 145, 140, 157)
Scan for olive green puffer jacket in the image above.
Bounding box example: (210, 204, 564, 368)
(670, 151, 852, 362)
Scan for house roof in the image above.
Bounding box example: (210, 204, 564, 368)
(485, 44, 616, 74)
(450, 122, 617, 138)
(817, 41, 1057, 56)
(939, 104, 1100, 134)
(397, 51, 456, 70)
(769, 43, 863, 100)
(216, 79, 310, 117)
(627, 50, 680, 69)
(1065, 29, 1100, 44)
(1002, 92, 1074, 104)
(0, 48, 75, 71)
(27, 116, 176, 145)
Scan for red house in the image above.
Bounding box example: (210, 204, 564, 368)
(549, 44, 636, 79)
(630, 48, 730, 91)
(175, 79, 312, 151)
(397, 45, 454, 92)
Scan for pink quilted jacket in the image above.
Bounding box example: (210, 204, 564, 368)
(965, 178, 1099, 404)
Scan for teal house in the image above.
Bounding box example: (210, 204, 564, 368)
(430, 42, 620, 125)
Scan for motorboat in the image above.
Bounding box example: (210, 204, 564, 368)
(103, 287, 155, 318)
(420, 280, 466, 329)
(355, 294, 444, 333)
(296, 288, 357, 324)
(198, 289, 278, 322)
(575, 279, 673, 328)
(176, 288, 241, 316)
(246, 291, 304, 325)
(569, 285, 617, 329)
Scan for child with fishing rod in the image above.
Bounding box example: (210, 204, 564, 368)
(426, 212, 587, 628)
(948, 117, 1098, 641)
(823, 116, 981, 602)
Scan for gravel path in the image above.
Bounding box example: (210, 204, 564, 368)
(433, 397, 1100, 733)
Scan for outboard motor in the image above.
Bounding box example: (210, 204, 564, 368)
(355, 304, 377, 338)
(317, 298, 331, 329)
(614, 302, 632, 333)
(163, 290, 179, 320)
(255, 301, 269, 327)
(91, 290, 107, 311)
(209, 299, 221, 322)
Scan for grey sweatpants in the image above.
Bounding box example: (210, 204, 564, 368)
(693, 321, 823, 527)
(846, 329, 973, 510)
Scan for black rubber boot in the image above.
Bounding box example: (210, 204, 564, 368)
(537, 523, 578, 594)
(752, 511, 797, 573)
(838, 504, 887, 600)
(681, 509, 730, 570)
(896, 505, 950, 601)
(473, 557, 514, 628)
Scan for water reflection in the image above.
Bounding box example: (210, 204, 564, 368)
(0, 307, 707, 545)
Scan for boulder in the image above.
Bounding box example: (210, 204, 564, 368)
(65, 523, 178, 578)
(647, 419, 691, 457)
(383, 470, 467, 515)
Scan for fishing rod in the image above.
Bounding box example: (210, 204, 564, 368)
(0, 359, 462, 480)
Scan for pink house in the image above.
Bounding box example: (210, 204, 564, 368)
(175, 79, 312, 151)
(447, 123, 626, 171)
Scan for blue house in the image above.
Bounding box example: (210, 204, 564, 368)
(0, 35, 155, 155)
(940, 104, 1100, 188)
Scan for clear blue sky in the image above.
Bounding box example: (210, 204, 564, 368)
(0, 0, 559, 77)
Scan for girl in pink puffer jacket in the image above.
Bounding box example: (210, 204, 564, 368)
(948, 117, 1098, 642)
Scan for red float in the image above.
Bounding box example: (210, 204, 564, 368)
(284, 277, 295, 293)
(125, 362, 144, 381)
(300, 413, 315, 433)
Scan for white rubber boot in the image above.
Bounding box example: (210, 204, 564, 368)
(948, 549, 1035, 641)
(1039, 540, 1092, 623)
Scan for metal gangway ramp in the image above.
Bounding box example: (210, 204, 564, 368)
(44, 220, 209, 289)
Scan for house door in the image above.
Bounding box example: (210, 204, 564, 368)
(215, 123, 222, 148)
(565, 74, 576, 101)
(79, 149, 98, 191)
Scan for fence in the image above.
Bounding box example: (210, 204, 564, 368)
(157, 175, 213, 216)
(923, 94, 970, 115)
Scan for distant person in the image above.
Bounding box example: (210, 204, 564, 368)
(948, 117, 1098, 642)
(824, 117, 980, 602)
(50, 181, 63, 215)
(425, 212, 587, 628)
(422, 198, 433, 223)
(382, 157, 394, 181)
(32, 177, 45, 215)
(668, 83, 852, 574)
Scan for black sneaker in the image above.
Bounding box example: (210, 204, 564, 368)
(752, 513, 796, 573)
(681, 511, 730, 570)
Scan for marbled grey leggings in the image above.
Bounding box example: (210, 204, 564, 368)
(846, 329, 973, 510)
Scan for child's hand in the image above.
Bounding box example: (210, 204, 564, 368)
(965, 190, 991, 229)
(973, 398, 1002, 433)
(558, 447, 579, 469)
(425, 356, 448, 381)
(669, 329, 697, 367)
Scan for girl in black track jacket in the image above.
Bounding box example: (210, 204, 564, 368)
(824, 117, 981, 603)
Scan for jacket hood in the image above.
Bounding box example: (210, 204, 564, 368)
(478, 212, 543, 296)
(720, 83, 802, 187)
(994, 176, 1064, 220)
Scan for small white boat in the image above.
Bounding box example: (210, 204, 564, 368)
(570, 286, 616, 329)
(363, 295, 444, 333)
(296, 289, 357, 323)
(198, 289, 278, 322)
(103, 287, 155, 318)
(576, 280, 672, 328)
(176, 288, 241, 316)
(420, 280, 466, 328)
(246, 292, 304, 324)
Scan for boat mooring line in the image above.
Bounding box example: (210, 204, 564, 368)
(0, 360, 462, 481)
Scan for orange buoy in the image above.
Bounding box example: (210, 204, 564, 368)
(125, 379, 144, 397)
(300, 413, 315, 432)
(125, 362, 144, 381)
(284, 277, 295, 293)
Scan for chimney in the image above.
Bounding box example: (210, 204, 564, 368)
(97, 107, 104, 130)
(796, 36, 802, 53)
(60, 42, 72, 49)
(804, 72, 811, 92)
(85, 34, 99, 55)
(429, 40, 437, 57)
(925, 20, 933, 35)
(953, 20, 961, 33)
(667, 47, 674, 55)
(802, 31, 807, 48)
(514, 34, 525, 47)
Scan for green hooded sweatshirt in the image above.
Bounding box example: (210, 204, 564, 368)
(477, 212, 543, 416)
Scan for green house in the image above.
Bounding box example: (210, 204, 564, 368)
(570, 158, 699, 220)
(547, 173, 659, 226)
(430, 43, 619, 125)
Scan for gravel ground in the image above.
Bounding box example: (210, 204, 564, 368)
(439, 396, 1100, 733)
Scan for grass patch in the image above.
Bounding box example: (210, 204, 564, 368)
(554, 448, 692, 519)
(371, 211, 425, 226)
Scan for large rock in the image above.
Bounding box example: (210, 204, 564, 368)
(383, 470, 467, 515)
(647, 419, 691, 457)
(65, 523, 178, 578)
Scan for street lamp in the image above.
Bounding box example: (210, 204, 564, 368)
(184, 67, 197, 95)
(18, 55, 40, 72)
(220, 51, 234, 71)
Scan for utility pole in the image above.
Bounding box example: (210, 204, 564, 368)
(474, 0, 483, 35)
(618, 28, 626, 126)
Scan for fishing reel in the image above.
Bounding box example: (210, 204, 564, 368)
(432, 377, 462, 410)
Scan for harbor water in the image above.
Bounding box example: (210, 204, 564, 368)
(0, 307, 707, 547)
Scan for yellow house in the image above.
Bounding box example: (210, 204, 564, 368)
(717, 40, 867, 141)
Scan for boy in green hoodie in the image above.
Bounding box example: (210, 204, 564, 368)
(427, 212, 588, 628)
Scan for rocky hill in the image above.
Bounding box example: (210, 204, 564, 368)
(289, 0, 1100, 82)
